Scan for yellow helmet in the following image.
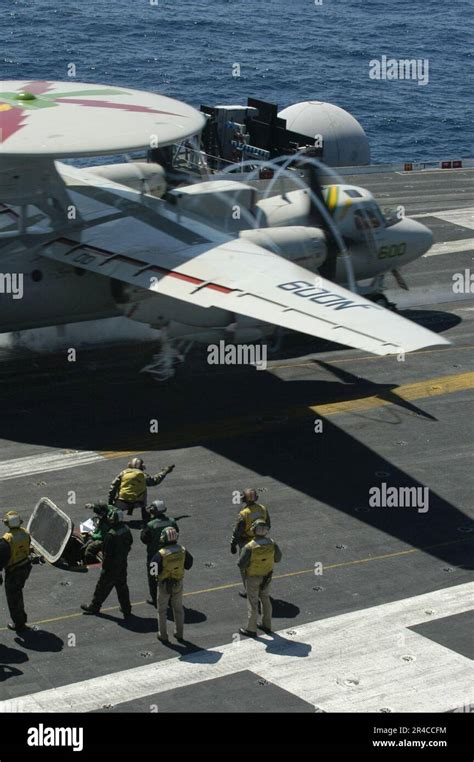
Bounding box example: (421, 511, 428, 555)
(3, 511, 22, 528)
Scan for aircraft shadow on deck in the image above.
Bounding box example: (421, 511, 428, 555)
(0, 320, 472, 571)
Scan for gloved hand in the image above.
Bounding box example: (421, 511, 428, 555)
(230, 544, 237, 555)
(166, 464, 175, 474)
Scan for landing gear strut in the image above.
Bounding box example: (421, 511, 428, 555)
(140, 331, 194, 381)
(367, 293, 397, 311)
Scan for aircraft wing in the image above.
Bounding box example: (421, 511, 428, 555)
(35, 207, 450, 356)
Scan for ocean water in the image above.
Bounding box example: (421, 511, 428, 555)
(1, 0, 472, 163)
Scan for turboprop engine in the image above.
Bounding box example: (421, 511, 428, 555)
(87, 162, 167, 196)
(239, 226, 327, 271)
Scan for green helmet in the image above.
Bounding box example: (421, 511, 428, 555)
(92, 502, 109, 518)
(107, 507, 124, 524)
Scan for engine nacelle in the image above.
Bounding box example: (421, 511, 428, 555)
(255, 189, 312, 228)
(87, 162, 167, 196)
(240, 226, 326, 271)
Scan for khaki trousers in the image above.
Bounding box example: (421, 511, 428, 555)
(245, 575, 272, 633)
(157, 578, 184, 639)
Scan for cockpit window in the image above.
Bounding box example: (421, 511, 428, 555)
(354, 208, 382, 230)
(381, 207, 403, 227)
(345, 189, 363, 198)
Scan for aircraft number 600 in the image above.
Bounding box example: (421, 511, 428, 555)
(378, 242, 406, 259)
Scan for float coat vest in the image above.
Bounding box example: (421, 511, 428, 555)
(158, 544, 186, 581)
(2, 527, 30, 569)
(239, 503, 269, 539)
(245, 537, 275, 577)
(118, 468, 147, 502)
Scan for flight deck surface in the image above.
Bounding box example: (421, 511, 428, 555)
(0, 168, 472, 713)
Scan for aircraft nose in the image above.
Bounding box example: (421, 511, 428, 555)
(414, 220, 434, 256)
(396, 218, 434, 259)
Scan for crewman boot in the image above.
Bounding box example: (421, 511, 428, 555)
(81, 604, 100, 615)
(7, 622, 26, 632)
(238, 627, 257, 638)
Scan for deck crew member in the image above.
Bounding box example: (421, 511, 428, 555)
(151, 527, 193, 643)
(0, 511, 32, 632)
(238, 519, 281, 637)
(140, 499, 179, 607)
(82, 501, 112, 565)
(230, 488, 271, 596)
(81, 508, 133, 618)
(108, 458, 175, 524)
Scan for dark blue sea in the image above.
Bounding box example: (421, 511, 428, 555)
(1, 0, 472, 163)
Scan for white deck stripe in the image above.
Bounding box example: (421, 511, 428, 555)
(2, 583, 472, 713)
(423, 238, 474, 257)
(432, 209, 474, 230)
(412, 208, 474, 230)
(424, 239, 474, 257)
(0, 451, 105, 481)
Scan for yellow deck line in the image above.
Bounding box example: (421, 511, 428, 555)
(1, 535, 470, 631)
(99, 371, 474, 457)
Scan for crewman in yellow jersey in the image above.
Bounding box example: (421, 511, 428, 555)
(238, 519, 282, 637)
(108, 457, 175, 524)
(230, 488, 271, 597)
(151, 527, 193, 643)
(0, 511, 32, 632)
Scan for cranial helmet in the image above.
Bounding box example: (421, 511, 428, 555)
(3, 511, 22, 528)
(129, 457, 145, 471)
(160, 527, 178, 545)
(243, 488, 258, 503)
(251, 519, 268, 537)
(149, 499, 167, 517)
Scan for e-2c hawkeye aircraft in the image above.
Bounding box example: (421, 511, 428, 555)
(0, 81, 449, 377)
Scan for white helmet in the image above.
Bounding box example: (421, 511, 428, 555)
(3, 511, 22, 528)
(149, 499, 167, 516)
